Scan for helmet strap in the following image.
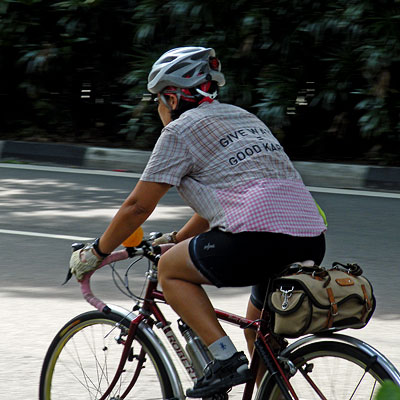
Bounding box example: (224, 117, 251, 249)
(196, 88, 218, 100)
(161, 83, 218, 121)
(160, 94, 172, 111)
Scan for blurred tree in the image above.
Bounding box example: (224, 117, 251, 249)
(0, 0, 137, 144)
(122, 0, 400, 162)
(1, 0, 399, 163)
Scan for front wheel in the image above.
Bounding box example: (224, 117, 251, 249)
(256, 341, 395, 400)
(39, 310, 175, 400)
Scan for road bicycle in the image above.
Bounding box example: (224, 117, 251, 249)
(40, 232, 400, 400)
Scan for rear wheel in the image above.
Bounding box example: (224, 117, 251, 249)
(256, 341, 395, 400)
(39, 310, 174, 399)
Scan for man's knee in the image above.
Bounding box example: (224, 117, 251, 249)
(157, 247, 185, 286)
(157, 254, 172, 287)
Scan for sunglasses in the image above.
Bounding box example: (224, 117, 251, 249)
(141, 93, 159, 104)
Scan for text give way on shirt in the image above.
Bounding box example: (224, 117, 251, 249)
(218, 126, 283, 166)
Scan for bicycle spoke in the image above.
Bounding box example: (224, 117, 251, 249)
(87, 326, 107, 396)
(369, 380, 378, 400)
(349, 370, 368, 400)
(67, 336, 102, 396)
(75, 328, 113, 396)
(298, 364, 328, 400)
(256, 341, 393, 400)
(53, 325, 123, 398)
(41, 313, 173, 400)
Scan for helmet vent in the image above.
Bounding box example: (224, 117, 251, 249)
(191, 52, 206, 60)
(185, 67, 198, 78)
(160, 56, 177, 64)
(147, 46, 225, 93)
(166, 62, 190, 74)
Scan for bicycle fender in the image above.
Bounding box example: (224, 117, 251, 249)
(280, 333, 400, 385)
(107, 304, 185, 399)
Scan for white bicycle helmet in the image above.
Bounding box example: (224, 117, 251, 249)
(147, 47, 225, 94)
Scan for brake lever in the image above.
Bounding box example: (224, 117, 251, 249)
(62, 242, 85, 285)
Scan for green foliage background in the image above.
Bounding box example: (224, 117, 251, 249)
(376, 380, 400, 400)
(1, 0, 399, 164)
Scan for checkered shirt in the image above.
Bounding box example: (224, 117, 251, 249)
(141, 101, 326, 237)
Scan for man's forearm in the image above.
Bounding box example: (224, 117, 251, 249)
(176, 213, 209, 242)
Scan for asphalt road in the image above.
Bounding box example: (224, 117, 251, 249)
(1, 164, 400, 399)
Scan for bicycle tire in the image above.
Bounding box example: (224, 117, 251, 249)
(39, 310, 175, 400)
(256, 340, 395, 400)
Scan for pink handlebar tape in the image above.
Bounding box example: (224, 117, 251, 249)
(79, 249, 130, 313)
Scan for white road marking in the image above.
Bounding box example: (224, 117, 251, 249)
(0, 228, 93, 241)
(1, 163, 398, 240)
(1, 162, 399, 198)
(0, 162, 142, 179)
(307, 186, 400, 199)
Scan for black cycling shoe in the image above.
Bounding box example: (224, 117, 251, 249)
(186, 351, 253, 398)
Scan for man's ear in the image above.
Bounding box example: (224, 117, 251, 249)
(169, 94, 179, 110)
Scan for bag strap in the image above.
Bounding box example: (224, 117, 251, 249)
(282, 262, 364, 278)
(281, 263, 329, 278)
(332, 262, 363, 276)
(359, 284, 373, 322)
(361, 284, 372, 310)
(326, 287, 338, 328)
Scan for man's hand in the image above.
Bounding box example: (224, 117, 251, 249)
(152, 231, 178, 245)
(70, 244, 103, 281)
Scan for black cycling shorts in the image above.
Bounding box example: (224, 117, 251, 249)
(188, 229, 325, 310)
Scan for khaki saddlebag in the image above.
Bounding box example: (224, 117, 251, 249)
(268, 262, 375, 338)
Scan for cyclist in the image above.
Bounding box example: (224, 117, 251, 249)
(70, 46, 326, 398)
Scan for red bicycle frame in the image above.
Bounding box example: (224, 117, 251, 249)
(79, 247, 299, 400)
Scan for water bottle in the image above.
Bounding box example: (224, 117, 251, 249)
(178, 319, 213, 378)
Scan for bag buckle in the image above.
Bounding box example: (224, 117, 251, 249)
(279, 286, 294, 310)
(330, 302, 339, 317)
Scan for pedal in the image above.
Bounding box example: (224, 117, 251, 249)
(203, 390, 229, 400)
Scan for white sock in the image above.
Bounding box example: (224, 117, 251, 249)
(208, 337, 249, 373)
(208, 336, 237, 360)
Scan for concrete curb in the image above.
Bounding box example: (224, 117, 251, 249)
(0, 140, 87, 167)
(293, 161, 368, 189)
(84, 146, 151, 171)
(1, 140, 399, 191)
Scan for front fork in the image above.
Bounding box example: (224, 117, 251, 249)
(99, 313, 146, 400)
